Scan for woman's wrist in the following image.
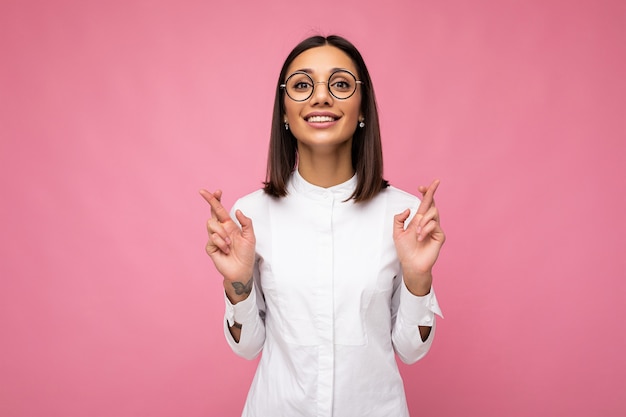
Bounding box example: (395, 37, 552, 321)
(402, 270, 433, 296)
(224, 276, 253, 304)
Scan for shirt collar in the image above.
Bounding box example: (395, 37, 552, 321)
(289, 169, 357, 201)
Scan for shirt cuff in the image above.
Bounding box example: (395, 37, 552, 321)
(399, 282, 444, 326)
(224, 284, 258, 327)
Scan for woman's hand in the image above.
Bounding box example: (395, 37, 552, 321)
(393, 180, 446, 296)
(200, 189, 256, 303)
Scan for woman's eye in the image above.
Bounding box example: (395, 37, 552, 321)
(293, 82, 312, 91)
(332, 81, 351, 90)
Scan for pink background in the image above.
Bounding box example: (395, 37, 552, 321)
(1, 0, 624, 416)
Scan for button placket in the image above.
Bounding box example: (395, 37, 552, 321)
(315, 193, 335, 416)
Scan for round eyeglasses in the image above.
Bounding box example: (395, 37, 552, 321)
(280, 69, 363, 102)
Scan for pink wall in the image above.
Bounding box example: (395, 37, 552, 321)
(1, 0, 624, 416)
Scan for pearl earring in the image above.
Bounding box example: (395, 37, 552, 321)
(359, 120, 365, 128)
(284, 122, 289, 131)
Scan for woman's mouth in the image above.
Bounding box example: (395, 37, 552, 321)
(306, 115, 337, 123)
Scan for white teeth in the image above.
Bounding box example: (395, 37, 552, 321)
(307, 115, 335, 123)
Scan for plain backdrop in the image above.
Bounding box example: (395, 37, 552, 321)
(1, 0, 625, 416)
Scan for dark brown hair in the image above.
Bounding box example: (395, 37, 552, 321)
(263, 35, 388, 202)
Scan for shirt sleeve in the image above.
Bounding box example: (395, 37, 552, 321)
(223, 278, 266, 360)
(391, 278, 444, 364)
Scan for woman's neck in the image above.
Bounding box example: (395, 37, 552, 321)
(296, 142, 354, 188)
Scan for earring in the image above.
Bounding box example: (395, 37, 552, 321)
(359, 120, 365, 128)
(284, 121, 289, 131)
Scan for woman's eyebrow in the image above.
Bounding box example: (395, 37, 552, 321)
(292, 67, 349, 74)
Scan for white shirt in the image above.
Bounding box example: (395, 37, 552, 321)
(224, 171, 443, 417)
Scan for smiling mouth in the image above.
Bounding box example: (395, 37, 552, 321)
(306, 115, 338, 123)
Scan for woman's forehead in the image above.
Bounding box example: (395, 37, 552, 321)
(287, 45, 357, 76)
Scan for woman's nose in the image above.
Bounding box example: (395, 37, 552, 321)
(310, 81, 333, 105)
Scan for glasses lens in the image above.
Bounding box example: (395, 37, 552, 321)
(285, 72, 314, 101)
(329, 70, 357, 99)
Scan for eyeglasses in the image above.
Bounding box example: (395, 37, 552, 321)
(280, 69, 363, 102)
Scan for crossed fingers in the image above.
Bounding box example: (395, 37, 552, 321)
(415, 180, 441, 241)
(417, 179, 439, 215)
(200, 189, 234, 254)
(200, 189, 230, 222)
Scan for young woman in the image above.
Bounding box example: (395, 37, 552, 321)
(200, 35, 445, 417)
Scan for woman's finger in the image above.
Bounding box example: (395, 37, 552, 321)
(408, 205, 439, 234)
(416, 179, 440, 215)
(200, 189, 231, 223)
(210, 190, 223, 218)
(235, 210, 256, 243)
(207, 218, 231, 245)
(417, 219, 439, 241)
(208, 232, 231, 254)
(417, 206, 440, 230)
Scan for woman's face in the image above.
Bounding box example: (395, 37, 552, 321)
(283, 45, 363, 152)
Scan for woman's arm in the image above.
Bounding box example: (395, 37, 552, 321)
(391, 180, 446, 361)
(201, 189, 265, 357)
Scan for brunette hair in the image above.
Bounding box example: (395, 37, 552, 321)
(263, 35, 389, 202)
